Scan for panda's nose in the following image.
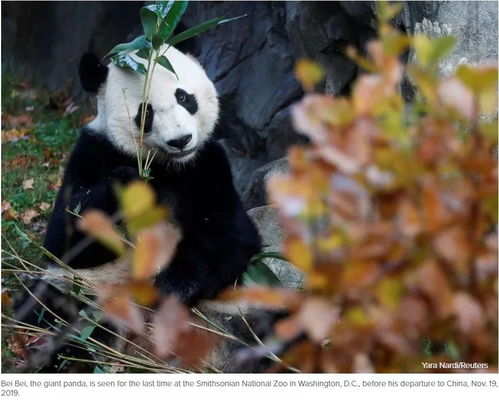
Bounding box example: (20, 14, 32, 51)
(167, 134, 192, 150)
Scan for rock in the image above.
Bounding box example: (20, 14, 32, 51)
(247, 205, 285, 247)
(248, 205, 304, 289)
(403, 1, 498, 73)
(243, 157, 290, 209)
(264, 106, 309, 161)
(1, 2, 142, 92)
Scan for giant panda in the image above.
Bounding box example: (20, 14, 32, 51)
(11, 46, 275, 372)
(44, 45, 261, 306)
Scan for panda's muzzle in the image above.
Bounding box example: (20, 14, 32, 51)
(166, 134, 192, 151)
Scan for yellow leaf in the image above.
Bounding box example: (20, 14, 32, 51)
(345, 306, 371, 327)
(456, 64, 498, 94)
(284, 238, 313, 272)
(295, 59, 325, 92)
(376, 1, 404, 23)
(407, 65, 438, 106)
(375, 278, 403, 310)
(127, 206, 168, 238)
(77, 210, 126, 256)
(382, 30, 410, 56)
(121, 181, 156, 220)
(346, 46, 378, 73)
(316, 233, 343, 253)
(413, 35, 455, 69)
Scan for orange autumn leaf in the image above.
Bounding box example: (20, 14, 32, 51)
(275, 315, 304, 341)
(132, 222, 180, 280)
(77, 210, 126, 256)
(1, 291, 11, 309)
(219, 286, 301, 310)
(398, 198, 422, 237)
(174, 329, 218, 367)
(98, 285, 144, 333)
(1, 128, 29, 143)
(126, 280, 158, 307)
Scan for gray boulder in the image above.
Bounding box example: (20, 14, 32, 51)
(248, 205, 304, 289)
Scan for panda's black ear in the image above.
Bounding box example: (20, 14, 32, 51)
(79, 53, 108, 93)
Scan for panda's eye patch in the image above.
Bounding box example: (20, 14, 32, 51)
(134, 103, 154, 133)
(175, 88, 198, 115)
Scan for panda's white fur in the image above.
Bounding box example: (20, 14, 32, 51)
(88, 45, 219, 164)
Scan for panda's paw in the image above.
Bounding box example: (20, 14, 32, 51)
(111, 166, 140, 184)
(155, 270, 204, 306)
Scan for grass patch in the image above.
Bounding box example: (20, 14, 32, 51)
(2, 72, 87, 271)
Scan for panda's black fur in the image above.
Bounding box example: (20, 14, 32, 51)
(9, 51, 271, 372)
(44, 128, 261, 305)
(44, 55, 261, 307)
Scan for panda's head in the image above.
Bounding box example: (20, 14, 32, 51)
(80, 46, 219, 164)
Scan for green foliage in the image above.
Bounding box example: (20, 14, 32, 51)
(108, 1, 245, 77)
(1, 74, 82, 266)
(243, 252, 285, 288)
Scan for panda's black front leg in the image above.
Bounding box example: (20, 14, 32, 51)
(154, 239, 210, 306)
(154, 234, 254, 306)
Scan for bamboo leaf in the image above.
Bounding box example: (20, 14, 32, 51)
(110, 53, 147, 75)
(156, 55, 177, 79)
(140, 7, 159, 40)
(136, 47, 151, 61)
(105, 35, 150, 58)
(161, 1, 188, 40)
(243, 260, 282, 287)
(80, 325, 96, 341)
(152, 34, 163, 50)
(146, 1, 175, 19)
